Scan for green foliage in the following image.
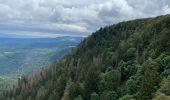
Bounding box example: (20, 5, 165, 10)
(159, 76, 170, 95)
(84, 66, 100, 99)
(119, 95, 135, 100)
(100, 91, 118, 100)
(156, 53, 170, 77)
(69, 82, 85, 99)
(152, 92, 170, 100)
(74, 95, 84, 100)
(1, 14, 170, 100)
(90, 92, 99, 100)
(118, 60, 137, 80)
(104, 70, 121, 91)
(127, 76, 140, 95)
(138, 58, 160, 99)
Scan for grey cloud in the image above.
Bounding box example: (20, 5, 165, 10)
(98, 0, 135, 24)
(0, 0, 170, 37)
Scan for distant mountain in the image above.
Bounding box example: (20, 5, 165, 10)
(0, 36, 83, 90)
(1, 15, 170, 100)
(0, 36, 82, 44)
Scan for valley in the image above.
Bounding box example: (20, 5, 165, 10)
(0, 37, 82, 90)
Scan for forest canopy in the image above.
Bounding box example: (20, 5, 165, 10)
(1, 14, 170, 100)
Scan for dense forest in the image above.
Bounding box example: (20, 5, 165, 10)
(1, 14, 170, 100)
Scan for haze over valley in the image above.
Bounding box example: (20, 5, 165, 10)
(0, 37, 82, 90)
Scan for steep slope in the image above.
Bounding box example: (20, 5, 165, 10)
(1, 14, 170, 100)
(0, 37, 82, 90)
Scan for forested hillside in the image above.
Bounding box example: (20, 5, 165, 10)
(0, 37, 82, 91)
(1, 14, 170, 100)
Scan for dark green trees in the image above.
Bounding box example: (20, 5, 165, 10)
(138, 58, 160, 99)
(1, 14, 170, 100)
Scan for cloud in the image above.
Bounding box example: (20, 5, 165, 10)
(0, 30, 64, 38)
(0, 0, 169, 38)
(98, 0, 135, 24)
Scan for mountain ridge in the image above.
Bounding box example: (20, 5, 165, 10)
(1, 14, 170, 100)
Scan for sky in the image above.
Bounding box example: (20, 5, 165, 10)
(0, 0, 170, 38)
